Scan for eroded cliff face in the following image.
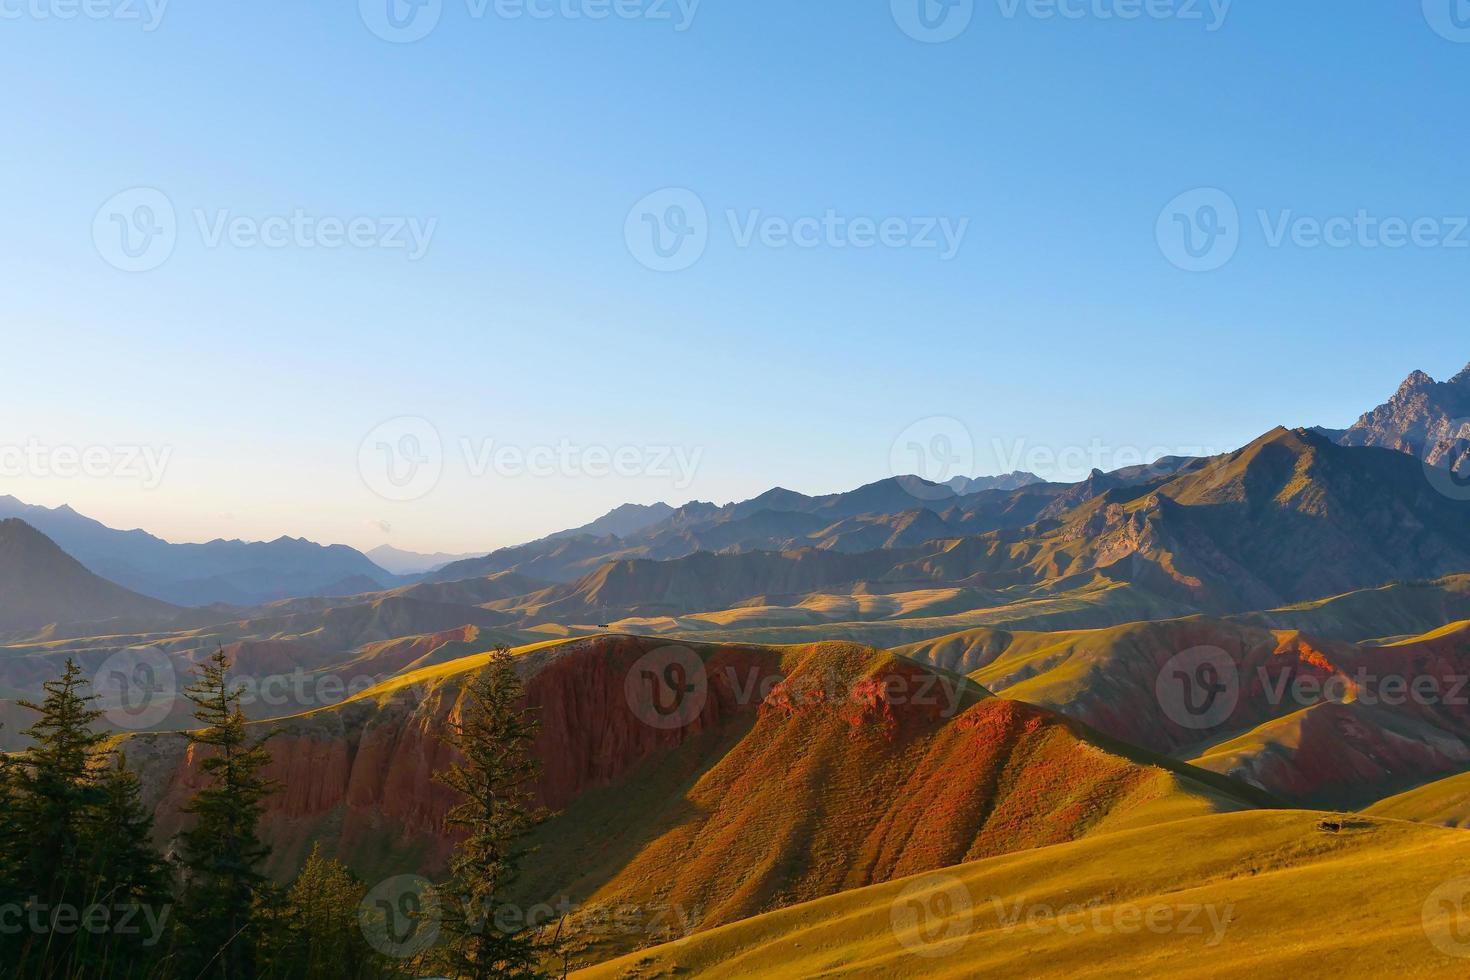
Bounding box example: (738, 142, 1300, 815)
(129, 636, 787, 879)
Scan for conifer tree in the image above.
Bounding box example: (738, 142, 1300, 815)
(175, 648, 278, 979)
(0, 725, 21, 966)
(432, 645, 548, 980)
(79, 754, 174, 975)
(273, 843, 384, 979)
(12, 659, 108, 908)
(7, 659, 110, 975)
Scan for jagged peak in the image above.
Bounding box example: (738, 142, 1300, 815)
(1397, 369, 1436, 394)
(1451, 362, 1470, 386)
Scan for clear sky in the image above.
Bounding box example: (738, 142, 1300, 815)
(2, 2, 1467, 554)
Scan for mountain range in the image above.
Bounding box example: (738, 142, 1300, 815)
(6, 362, 1470, 974)
(0, 495, 401, 605)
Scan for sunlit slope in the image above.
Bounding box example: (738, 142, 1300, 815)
(624, 577, 1191, 649)
(898, 615, 1470, 809)
(1237, 574, 1470, 643)
(530, 643, 1260, 940)
(130, 633, 1267, 967)
(577, 810, 1470, 979)
(1365, 770, 1470, 828)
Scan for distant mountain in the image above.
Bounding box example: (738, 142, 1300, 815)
(429, 477, 972, 584)
(946, 471, 1043, 494)
(542, 502, 676, 541)
(469, 428, 1470, 633)
(0, 497, 400, 605)
(1340, 362, 1470, 475)
(366, 544, 480, 576)
(996, 427, 1470, 611)
(0, 519, 177, 632)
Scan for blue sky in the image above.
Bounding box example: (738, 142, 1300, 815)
(2, 1, 1467, 553)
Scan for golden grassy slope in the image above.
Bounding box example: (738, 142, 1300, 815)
(1365, 770, 1470, 828)
(577, 810, 1470, 979)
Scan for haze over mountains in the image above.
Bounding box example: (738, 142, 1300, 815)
(5, 362, 1470, 633)
(0, 518, 176, 632)
(0, 495, 402, 605)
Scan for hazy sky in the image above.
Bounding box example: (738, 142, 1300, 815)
(2, 2, 1468, 554)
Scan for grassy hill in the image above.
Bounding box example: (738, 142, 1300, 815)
(578, 809, 1470, 978)
(125, 634, 1267, 967)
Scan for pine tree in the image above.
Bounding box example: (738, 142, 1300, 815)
(432, 646, 549, 980)
(272, 843, 385, 979)
(12, 659, 108, 905)
(8, 659, 110, 974)
(0, 725, 22, 967)
(79, 754, 174, 976)
(175, 648, 278, 979)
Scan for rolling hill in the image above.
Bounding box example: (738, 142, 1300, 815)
(578, 809, 1470, 979)
(901, 617, 1470, 808)
(124, 634, 1266, 966)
